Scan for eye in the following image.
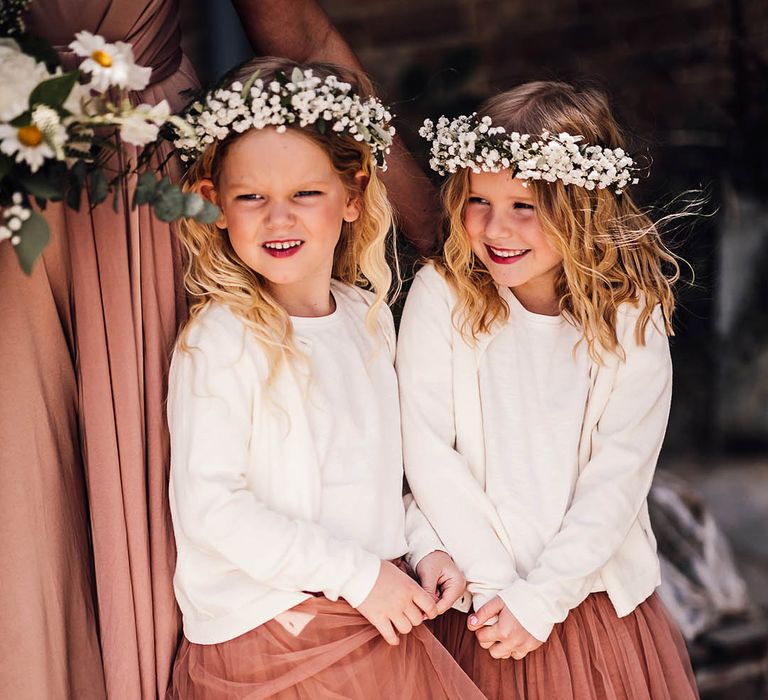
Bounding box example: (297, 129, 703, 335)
(467, 196, 489, 206)
(236, 194, 263, 201)
(513, 202, 535, 210)
(295, 190, 323, 198)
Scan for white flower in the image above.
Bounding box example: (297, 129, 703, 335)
(70, 31, 151, 92)
(0, 123, 55, 172)
(0, 40, 53, 122)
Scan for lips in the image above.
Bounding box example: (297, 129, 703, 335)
(485, 244, 529, 264)
(263, 239, 304, 258)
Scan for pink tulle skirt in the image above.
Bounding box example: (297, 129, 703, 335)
(167, 595, 485, 699)
(429, 592, 699, 700)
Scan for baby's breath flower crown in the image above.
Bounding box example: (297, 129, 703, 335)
(420, 114, 639, 194)
(174, 67, 396, 170)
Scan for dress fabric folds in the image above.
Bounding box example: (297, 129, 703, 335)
(0, 1, 198, 697)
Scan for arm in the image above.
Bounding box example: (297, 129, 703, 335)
(397, 267, 518, 606)
(168, 311, 379, 607)
(231, 0, 441, 254)
(499, 305, 673, 642)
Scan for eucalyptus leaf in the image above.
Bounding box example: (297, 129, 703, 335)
(21, 171, 64, 200)
(0, 155, 12, 181)
(29, 72, 79, 109)
(133, 171, 158, 206)
(14, 210, 50, 276)
(194, 199, 220, 225)
(88, 169, 109, 205)
(152, 184, 185, 222)
(182, 192, 204, 218)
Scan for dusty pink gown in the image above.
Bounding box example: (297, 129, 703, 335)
(0, 1, 197, 697)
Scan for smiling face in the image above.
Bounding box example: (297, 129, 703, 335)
(463, 170, 563, 314)
(201, 127, 362, 316)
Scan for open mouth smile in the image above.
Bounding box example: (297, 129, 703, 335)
(263, 239, 304, 258)
(485, 245, 530, 264)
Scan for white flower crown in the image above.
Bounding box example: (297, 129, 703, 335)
(173, 67, 396, 169)
(419, 114, 639, 194)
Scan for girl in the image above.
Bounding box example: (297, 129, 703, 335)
(166, 58, 482, 699)
(397, 81, 700, 699)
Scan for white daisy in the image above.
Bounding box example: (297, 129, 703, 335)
(69, 31, 151, 93)
(0, 123, 55, 172)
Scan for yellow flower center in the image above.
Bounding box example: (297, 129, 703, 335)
(91, 49, 113, 67)
(17, 125, 43, 147)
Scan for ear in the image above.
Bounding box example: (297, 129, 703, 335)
(196, 178, 227, 229)
(343, 170, 368, 223)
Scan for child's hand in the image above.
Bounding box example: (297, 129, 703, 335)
(467, 596, 543, 660)
(415, 550, 467, 614)
(356, 560, 439, 645)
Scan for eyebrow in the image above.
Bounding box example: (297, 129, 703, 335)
(228, 178, 332, 190)
(468, 190, 535, 202)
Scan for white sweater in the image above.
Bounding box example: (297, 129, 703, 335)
(168, 281, 441, 644)
(397, 265, 672, 642)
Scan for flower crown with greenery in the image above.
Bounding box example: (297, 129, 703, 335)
(419, 114, 639, 194)
(173, 67, 396, 170)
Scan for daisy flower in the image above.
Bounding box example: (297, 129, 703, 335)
(69, 31, 151, 93)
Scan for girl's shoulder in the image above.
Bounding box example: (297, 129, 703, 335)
(175, 302, 263, 370)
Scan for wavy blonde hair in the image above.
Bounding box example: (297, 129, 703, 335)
(439, 81, 680, 361)
(176, 57, 395, 379)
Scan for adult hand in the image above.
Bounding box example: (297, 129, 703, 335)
(468, 596, 544, 660)
(415, 550, 467, 614)
(357, 560, 439, 645)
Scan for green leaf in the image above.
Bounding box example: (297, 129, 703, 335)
(181, 191, 205, 218)
(14, 210, 51, 276)
(88, 169, 109, 205)
(0, 155, 13, 181)
(29, 72, 79, 109)
(16, 35, 61, 70)
(133, 171, 158, 206)
(65, 161, 88, 211)
(20, 171, 64, 200)
(152, 183, 185, 222)
(193, 198, 220, 225)
(240, 69, 261, 98)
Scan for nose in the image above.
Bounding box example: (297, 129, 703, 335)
(483, 207, 511, 242)
(264, 200, 295, 230)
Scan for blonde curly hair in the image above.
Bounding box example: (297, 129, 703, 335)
(438, 81, 680, 361)
(176, 57, 396, 378)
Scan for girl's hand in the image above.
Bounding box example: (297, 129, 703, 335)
(415, 550, 467, 614)
(468, 596, 544, 660)
(356, 560, 439, 645)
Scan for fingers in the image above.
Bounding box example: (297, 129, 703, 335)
(435, 576, 465, 614)
(412, 584, 440, 620)
(392, 613, 413, 636)
(404, 601, 426, 628)
(475, 624, 501, 648)
(419, 569, 439, 600)
(489, 642, 512, 660)
(468, 596, 505, 630)
(374, 618, 400, 646)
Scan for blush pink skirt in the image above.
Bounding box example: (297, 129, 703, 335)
(167, 595, 485, 699)
(429, 592, 699, 700)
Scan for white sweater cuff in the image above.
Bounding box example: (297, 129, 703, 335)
(338, 552, 381, 609)
(499, 580, 557, 643)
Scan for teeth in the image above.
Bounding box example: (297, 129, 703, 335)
(489, 247, 528, 258)
(264, 240, 302, 250)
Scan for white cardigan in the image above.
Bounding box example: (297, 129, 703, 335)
(397, 265, 672, 642)
(168, 282, 440, 644)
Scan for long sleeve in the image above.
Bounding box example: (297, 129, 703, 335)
(499, 305, 673, 642)
(397, 267, 518, 604)
(168, 310, 380, 608)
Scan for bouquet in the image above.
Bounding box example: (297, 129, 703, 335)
(0, 0, 218, 274)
